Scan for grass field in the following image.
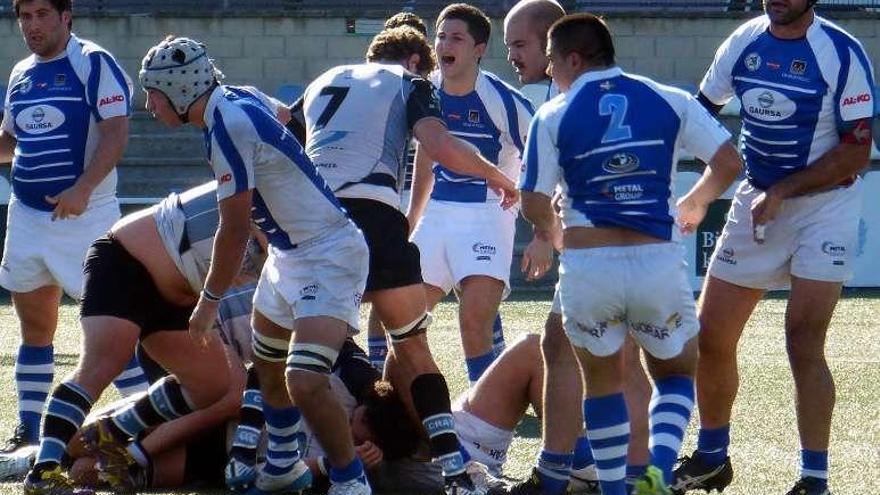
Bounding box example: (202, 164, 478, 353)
(0, 291, 877, 494)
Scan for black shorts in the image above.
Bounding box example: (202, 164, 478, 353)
(340, 198, 422, 292)
(182, 425, 229, 488)
(80, 235, 194, 339)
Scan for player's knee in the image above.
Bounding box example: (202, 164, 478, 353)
(785, 336, 826, 367)
(541, 322, 574, 363)
(284, 342, 339, 398)
(386, 312, 432, 343)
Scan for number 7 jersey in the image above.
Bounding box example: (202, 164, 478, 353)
(297, 63, 444, 210)
(521, 67, 732, 241)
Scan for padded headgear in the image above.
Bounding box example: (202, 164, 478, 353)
(139, 37, 222, 117)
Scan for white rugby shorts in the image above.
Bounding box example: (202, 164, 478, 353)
(410, 200, 516, 296)
(559, 243, 698, 360)
(253, 221, 368, 331)
(0, 197, 119, 299)
(708, 181, 860, 289)
(452, 404, 514, 477)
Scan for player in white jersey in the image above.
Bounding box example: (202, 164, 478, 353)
(288, 26, 518, 495)
(672, 2, 876, 494)
(139, 37, 373, 495)
(522, 14, 743, 495)
(407, 3, 534, 389)
(0, 0, 151, 454)
(21, 182, 260, 495)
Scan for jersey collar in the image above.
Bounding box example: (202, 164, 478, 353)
(569, 66, 623, 93)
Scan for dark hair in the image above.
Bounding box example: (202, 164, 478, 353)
(362, 381, 421, 461)
(366, 26, 436, 76)
(548, 13, 615, 66)
(436, 3, 491, 46)
(13, 0, 71, 16)
(384, 12, 427, 36)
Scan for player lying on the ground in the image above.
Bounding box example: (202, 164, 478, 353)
(22, 181, 265, 495)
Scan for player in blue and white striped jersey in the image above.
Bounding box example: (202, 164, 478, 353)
(520, 14, 742, 495)
(675, 1, 876, 494)
(139, 37, 372, 495)
(408, 4, 534, 389)
(0, 0, 150, 461)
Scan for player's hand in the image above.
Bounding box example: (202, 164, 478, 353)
(188, 297, 219, 345)
(521, 236, 554, 281)
(355, 441, 384, 469)
(750, 190, 783, 243)
(487, 173, 519, 209)
(45, 183, 91, 220)
(676, 193, 708, 235)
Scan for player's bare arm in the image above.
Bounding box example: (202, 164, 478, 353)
(413, 117, 520, 207)
(521, 191, 556, 234)
(752, 118, 873, 227)
(45, 115, 129, 220)
(677, 142, 743, 234)
(190, 190, 253, 339)
(0, 130, 16, 163)
(405, 142, 435, 230)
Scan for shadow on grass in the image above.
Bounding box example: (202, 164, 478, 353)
(515, 412, 541, 439)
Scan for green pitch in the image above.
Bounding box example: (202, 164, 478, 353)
(0, 292, 877, 494)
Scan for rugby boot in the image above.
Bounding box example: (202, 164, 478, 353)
(446, 470, 489, 495)
(249, 458, 312, 495)
(633, 466, 672, 495)
(328, 474, 371, 495)
(23, 466, 94, 495)
(0, 444, 36, 481)
(1, 423, 34, 454)
(785, 477, 831, 495)
(226, 455, 258, 492)
(568, 464, 601, 494)
(79, 417, 138, 492)
(671, 452, 733, 494)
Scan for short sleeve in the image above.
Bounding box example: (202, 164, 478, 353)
(699, 34, 738, 106)
(836, 44, 876, 123)
(519, 113, 560, 197)
(210, 107, 256, 201)
(405, 77, 444, 130)
(679, 95, 732, 162)
(89, 52, 132, 121)
(1, 69, 21, 135)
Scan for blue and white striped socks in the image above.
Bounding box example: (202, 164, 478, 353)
(15, 345, 53, 444)
(34, 381, 93, 473)
(536, 450, 573, 495)
(492, 314, 506, 357)
(649, 376, 695, 483)
(112, 355, 150, 397)
(262, 404, 304, 482)
(800, 449, 828, 489)
(465, 350, 496, 385)
(584, 393, 630, 495)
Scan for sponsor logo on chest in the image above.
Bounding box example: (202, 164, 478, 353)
(16, 104, 66, 134)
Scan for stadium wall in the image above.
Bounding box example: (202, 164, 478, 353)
(0, 14, 875, 103)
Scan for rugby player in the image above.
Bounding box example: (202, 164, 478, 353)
(22, 182, 261, 495)
(673, 1, 876, 494)
(499, 3, 655, 493)
(407, 3, 533, 386)
(139, 36, 373, 495)
(0, 0, 149, 454)
(521, 14, 742, 495)
(286, 24, 518, 495)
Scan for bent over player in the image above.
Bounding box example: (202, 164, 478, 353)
(520, 14, 742, 495)
(673, 1, 876, 494)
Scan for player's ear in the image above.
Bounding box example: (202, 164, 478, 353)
(406, 53, 421, 74)
(474, 42, 488, 59)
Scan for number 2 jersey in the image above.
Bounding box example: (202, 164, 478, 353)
(294, 63, 444, 210)
(521, 67, 731, 241)
(700, 15, 875, 190)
